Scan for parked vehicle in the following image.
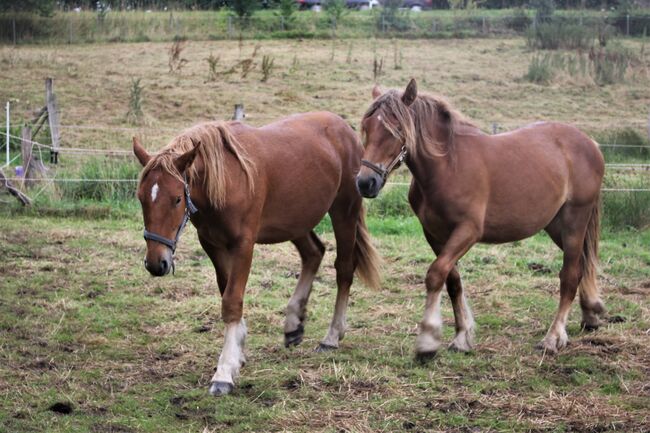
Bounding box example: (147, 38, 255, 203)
(400, 0, 433, 10)
(297, 0, 379, 10)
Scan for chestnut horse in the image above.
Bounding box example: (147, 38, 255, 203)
(357, 79, 605, 357)
(133, 112, 380, 395)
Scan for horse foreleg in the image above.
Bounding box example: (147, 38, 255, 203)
(416, 224, 478, 359)
(446, 267, 475, 352)
(209, 240, 254, 396)
(284, 232, 325, 347)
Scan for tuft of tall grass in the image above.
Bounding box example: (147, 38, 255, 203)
(365, 184, 412, 219)
(603, 189, 650, 230)
(524, 53, 555, 84)
(526, 22, 594, 50)
(56, 157, 140, 203)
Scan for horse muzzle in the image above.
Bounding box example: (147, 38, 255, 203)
(144, 249, 174, 277)
(356, 172, 384, 198)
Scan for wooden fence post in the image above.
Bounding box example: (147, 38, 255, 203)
(0, 168, 31, 206)
(20, 126, 45, 187)
(45, 78, 61, 164)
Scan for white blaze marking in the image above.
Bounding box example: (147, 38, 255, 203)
(377, 115, 382, 121)
(151, 183, 159, 202)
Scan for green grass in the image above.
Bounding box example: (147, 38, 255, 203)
(0, 212, 648, 432)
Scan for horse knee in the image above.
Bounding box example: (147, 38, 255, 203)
(426, 261, 453, 293)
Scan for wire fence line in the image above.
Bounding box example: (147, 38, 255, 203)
(2, 179, 649, 192)
(3, 129, 650, 159)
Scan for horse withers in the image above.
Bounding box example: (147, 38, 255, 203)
(357, 79, 605, 357)
(133, 112, 380, 395)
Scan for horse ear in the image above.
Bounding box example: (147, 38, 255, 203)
(402, 78, 417, 106)
(174, 140, 201, 173)
(372, 84, 382, 99)
(133, 136, 151, 167)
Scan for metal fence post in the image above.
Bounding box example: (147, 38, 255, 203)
(5, 101, 9, 167)
(233, 104, 245, 121)
(281, 16, 285, 31)
(228, 15, 233, 39)
(431, 18, 436, 34)
(12, 18, 16, 45)
(626, 14, 630, 36)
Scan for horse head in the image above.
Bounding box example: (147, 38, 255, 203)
(133, 136, 200, 277)
(357, 79, 417, 198)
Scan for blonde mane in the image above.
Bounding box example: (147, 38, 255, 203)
(362, 90, 478, 159)
(139, 121, 256, 208)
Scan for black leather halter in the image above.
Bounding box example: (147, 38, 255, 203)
(143, 173, 198, 254)
(361, 145, 407, 182)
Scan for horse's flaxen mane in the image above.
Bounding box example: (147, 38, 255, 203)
(363, 89, 478, 158)
(139, 121, 256, 208)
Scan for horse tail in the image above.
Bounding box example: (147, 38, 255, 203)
(354, 205, 382, 290)
(579, 192, 602, 312)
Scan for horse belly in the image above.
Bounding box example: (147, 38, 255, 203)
(481, 190, 565, 243)
(256, 176, 340, 244)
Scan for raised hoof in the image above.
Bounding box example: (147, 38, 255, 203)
(415, 351, 438, 363)
(284, 325, 305, 348)
(209, 381, 234, 396)
(315, 343, 338, 352)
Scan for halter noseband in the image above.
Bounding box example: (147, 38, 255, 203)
(143, 173, 198, 256)
(361, 145, 407, 182)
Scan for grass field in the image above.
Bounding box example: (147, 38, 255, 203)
(0, 214, 649, 432)
(1, 36, 649, 432)
(1, 38, 649, 143)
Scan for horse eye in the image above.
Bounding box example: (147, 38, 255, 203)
(175, 196, 182, 206)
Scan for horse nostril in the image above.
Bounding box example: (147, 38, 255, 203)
(160, 259, 169, 273)
(368, 177, 376, 190)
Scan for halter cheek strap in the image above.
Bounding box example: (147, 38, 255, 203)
(143, 173, 198, 255)
(361, 145, 407, 182)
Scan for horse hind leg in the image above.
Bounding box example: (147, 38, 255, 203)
(447, 267, 475, 352)
(284, 232, 325, 347)
(538, 205, 594, 353)
(544, 207, 604, 333)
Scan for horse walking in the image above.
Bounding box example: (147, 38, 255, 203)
(357, 79, 605, 356)
(133, 112, 380, 395)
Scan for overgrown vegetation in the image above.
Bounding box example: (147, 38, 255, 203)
(125, 78, 144, 125)
(2, 9, 650, 43)
(524, 43, 637, 86)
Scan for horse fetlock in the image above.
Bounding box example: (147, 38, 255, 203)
(448, 328, 474, 352)
(415, 328, 442, 356)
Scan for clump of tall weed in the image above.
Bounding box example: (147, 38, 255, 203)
(126, 78, 144, 125)
(526, 22, 594, 50)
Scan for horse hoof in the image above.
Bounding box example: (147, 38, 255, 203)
(415, 351, 437, 363)
(315, 343, 338, 352)
(535, 340, 559, 355)
(581, 321, 600, 332)
(284, 326, 304, 348)
(209, 381, 234, 396)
